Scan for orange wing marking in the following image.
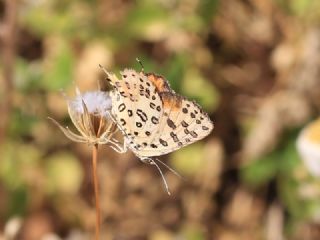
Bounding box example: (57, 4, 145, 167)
(145, 73, 171, 93)
(160, 92, 182, 111)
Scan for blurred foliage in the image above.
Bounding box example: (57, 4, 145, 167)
(45, 152, 83, 195)
(241, 131, 300, 187)
(1, 0, 320, 239)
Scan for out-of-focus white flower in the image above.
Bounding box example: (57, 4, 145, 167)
(4, 217, 22, 240)
(49, 89, 122, 150)
(297, 118, 320, 177)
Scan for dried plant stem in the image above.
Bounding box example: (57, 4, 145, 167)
(0, 0, 17, 143)
(92, 144, 100, 240)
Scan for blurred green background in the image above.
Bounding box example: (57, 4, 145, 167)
(1, 0, 320, 239)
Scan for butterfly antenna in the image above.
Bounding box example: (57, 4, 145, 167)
(136, 58, 144, 73)
(149, 159, 171, 195)
(154, 158, 184, 180)
(59, 89, 70, 101)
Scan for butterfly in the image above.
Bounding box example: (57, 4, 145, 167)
(100, 63, 214, 193)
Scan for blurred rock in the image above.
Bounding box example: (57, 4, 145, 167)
(271, 43, 296, 74)
(243, 91, 311, 162)
(223, 189, 263, 228)
(265, 203, 284, 240)
(46, 92, 68, 118)
(194, 138, 224, 192)
(288, 28, 320, 110)
(74, 43, 113, 91)
(20, 212, 54, 240)
(41, 233, 62, 240)
(150, 229, 174, 240)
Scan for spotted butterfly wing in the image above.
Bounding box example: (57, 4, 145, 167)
(101, 67, 213, 159)
(101, 68, 164, 150)
(133, 73, 214, 158)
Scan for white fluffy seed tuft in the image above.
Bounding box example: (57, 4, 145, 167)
(68, 91, 112, 117)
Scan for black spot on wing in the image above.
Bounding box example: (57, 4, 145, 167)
(125, 81, 130, 89)
(150, 102, 156, 109)
(167, 118, 176, 129)
(134, 145, 141, 150)
(118, 103, 126, 112)
(120, 118, 126, 126)
(136, 109, 148, 122)
(190, 131, 198, 138)
(170, 132, 179, 142)
(151, 116, 159, 124)
(159, 138, 168, 146)
(202, 126, 209, 131)
(145, 88, 150, 98)
(181, 121, 189, 127)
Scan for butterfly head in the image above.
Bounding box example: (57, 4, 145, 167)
(99, 64, 119, 88)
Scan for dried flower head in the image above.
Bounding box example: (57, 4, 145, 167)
(49, 88, 123, 239)
(49, 89, 121, 149)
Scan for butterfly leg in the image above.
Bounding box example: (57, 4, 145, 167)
(106, 111, 119, 126)
(141, 157, 171, 195)
(153, 158, 183, 180)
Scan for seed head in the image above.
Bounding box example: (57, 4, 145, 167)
(49, 89, 119, 146)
